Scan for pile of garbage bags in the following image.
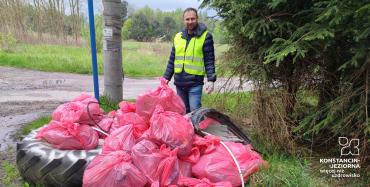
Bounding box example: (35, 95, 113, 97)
(36, 78, 266, 187)
(37, 93, 103, 149)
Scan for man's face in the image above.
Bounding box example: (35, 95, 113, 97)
(183, 11, 198, 31)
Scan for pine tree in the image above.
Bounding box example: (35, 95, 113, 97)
(201, 0, 370, 156)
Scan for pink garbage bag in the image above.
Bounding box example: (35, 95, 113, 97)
(119, 101, 136, 113)
(110, 111, 149, 139)
(179, 147, 200, 164)
(71, 92, 93, 102)
(52, 102, 84, 123)
(52, 94, 103, 124)
(149, 105, 194, 156)
(102, 125, 136, 153)
(132, 139, 192, 186)
(96, 111, 116, 138)
(192, 135, 220, 155)
(36, 120, 98, 150)
(192, 138, 266, 186)
(178, 135, 219, 164)
(96, 117, 113, 137)
(83, 151, 147, 187)
(72, 93, 103, 123)
(136, 77, 185, 121)
(199, 117, 221, 129)
(178, 177, 232, 187)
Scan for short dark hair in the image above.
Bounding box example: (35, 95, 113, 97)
(183, 7, 198, 18)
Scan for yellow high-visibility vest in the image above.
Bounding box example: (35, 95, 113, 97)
(174, 31, 208, 76)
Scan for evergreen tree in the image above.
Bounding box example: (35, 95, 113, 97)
(201, 0, 370, 154)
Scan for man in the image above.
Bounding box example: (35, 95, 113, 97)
(163, 7, 216, 113)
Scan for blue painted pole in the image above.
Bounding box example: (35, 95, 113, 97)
(87, 0, 99, 102)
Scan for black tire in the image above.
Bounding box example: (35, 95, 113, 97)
(189, 107, 252, 145)
(16, 128, 102, 187)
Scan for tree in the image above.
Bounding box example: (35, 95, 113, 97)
(121, 0, 128, 24)
(213, 20, 229, 44)
(198, 11, 215, 32)
(0, 0, 84, 45)
(121, 6, 220, 42)
(129, 13, 150, 41)
(69, 0, 81, 41)
(201, 0, 370, 155)
(121, 18, 132, 40)
(162, 16, 177, 41)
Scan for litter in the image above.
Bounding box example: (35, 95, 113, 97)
(136, 77, 185, 121)
(149, 105, 194, 156)
(110, 111, 149, 139)
(37, 82, 266, 187)
(178, 177, 233, 187)
(83, 151, 147, 187)
(52, 94, 103, 124)
(131, 139, 191, 186)
(118, 101, 136, 113)
(37, 120, 98, 150)
(192, 136, 266, 186)
(102, 124, 136, 153)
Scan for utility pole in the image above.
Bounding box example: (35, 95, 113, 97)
(103, 0, 123, 102)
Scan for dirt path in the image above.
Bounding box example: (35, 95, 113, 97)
(0, 66, 161, 151)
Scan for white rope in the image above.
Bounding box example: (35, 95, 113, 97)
(91, 126, 109, 136)
(220, 141, 245, 187)
(203, 132, 245, 186)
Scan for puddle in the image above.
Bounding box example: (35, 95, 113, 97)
(0, 111, 50, 151)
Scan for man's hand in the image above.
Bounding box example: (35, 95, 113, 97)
(205, 82, 215, 94)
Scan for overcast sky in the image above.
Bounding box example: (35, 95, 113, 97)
(126, 0, 202, 11)
(81, 1, 215, 17)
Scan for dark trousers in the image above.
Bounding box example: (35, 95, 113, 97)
(176, 85, 203, 113)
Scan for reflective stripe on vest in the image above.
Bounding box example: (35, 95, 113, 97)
(174, 30, 208, 76)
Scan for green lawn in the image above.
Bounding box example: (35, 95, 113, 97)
(0, 41, 229, 77)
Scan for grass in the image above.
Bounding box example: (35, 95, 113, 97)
(202, 92, 252, 117)
(1, 160, 21, 187)
(99, 95, 121, 112)
(249, 154, 329, 187)
(1, 161, 40, 187)
(21, 116, 51, 135)
(0, 41, 229, 77)
(2, 117, 50, 187)
(0, 41, 168, 77)
(1, 149, 34, 187)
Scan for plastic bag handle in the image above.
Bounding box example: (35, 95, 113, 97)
(220, 141, 245, 187)
(91, 126, 109, 136)
(203, 131, 245, 186)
